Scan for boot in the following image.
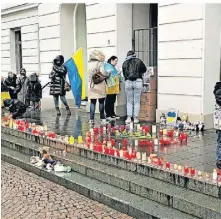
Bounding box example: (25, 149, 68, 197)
(56, 107, 61, 116)
(66, 106, 71, 116)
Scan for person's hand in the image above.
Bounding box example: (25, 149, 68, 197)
(8, 114, 12, 119)
(10, 86, 15, 90)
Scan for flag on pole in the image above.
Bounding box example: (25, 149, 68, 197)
(65, 48, 86, 108)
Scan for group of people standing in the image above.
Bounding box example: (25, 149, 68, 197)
(88, 50, 146, 125)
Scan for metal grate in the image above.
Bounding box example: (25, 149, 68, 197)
(133, 27, 157, 67)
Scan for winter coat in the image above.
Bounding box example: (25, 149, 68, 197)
(88, 61, 110, 99)
(16, 76, 29, 104)
(26, 77, 42, 102)
(49, 65, 67, 96)
(88, 50, 110, 100)
(122, 57, 147, 81)
(4, 99, 26, 119)
(1, 81, 9, 92)
(214, 82, 221, 130)
(4, 75, 17, 99)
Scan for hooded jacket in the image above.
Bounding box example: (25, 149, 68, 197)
(4, 99, 26, 119)
(122, 56, 147, 81)
(4, 73, 17, 99)
(49, 55, 67, 96)
(26, 73, 42, 102)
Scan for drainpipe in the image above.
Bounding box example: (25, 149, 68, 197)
(73, 3, 78, 52)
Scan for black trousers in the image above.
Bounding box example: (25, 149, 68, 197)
(105, 94, 117, 117)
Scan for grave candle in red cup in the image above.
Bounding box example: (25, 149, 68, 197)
(132, 150, 137, 159)
(159, 139, 164, 146)
(123, 150, 129, 159)
(166, 162, 170, 169)
(184, 166, 189, 175)
(111, 139, 116, 146)
(159, 129, 163, 136)
(122, 139, 127, 147)
(139, 140, 144, 147)
(158, 158, 163, 166)
(104, 147, 110, 155)
(107, 123, 111, 130)
(149, 140, 153, 147)
(152, 158, 158, 165)
(109, 147, 115, 156)
(114, 149, 120, 157)
(190, 168, 195, 176)
(122, 146, 127, 151)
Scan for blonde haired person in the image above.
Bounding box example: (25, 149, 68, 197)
(88, 50, 110, 125)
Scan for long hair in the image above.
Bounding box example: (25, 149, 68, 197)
(107, 56, 118, 64)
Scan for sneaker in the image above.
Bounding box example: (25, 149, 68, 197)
(216, 160, 221, 170)
(125, 117, 132, 124)
(101, 119, 109, 125)
(134, 117, 139, 124)
(112, 115, 120, 120)
(89, 120, 95, 125)
(106, 117, 113, 121)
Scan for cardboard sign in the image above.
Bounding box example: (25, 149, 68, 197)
(167, 109, 178, 125)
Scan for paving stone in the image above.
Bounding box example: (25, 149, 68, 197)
(1, 161, 133, 219)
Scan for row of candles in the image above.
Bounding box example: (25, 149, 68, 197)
(2, 118, 220, 182)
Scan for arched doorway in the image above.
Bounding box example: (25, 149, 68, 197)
(60, 3, 88, 106)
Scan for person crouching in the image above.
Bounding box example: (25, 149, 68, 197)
(3, 99, 27, 119)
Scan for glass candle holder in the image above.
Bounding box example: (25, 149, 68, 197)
(184, 166, 189, 175)
(166, 162, 170, 169)
(190, 168, 195, 176)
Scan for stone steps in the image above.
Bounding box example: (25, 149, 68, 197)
(1, 146, 198, 219)
(1, 138, 221, 219)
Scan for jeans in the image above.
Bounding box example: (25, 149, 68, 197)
(53, 95, 68, 108)
(216, 130, 221, 161)
(90, 98, 105, 120)
(105, 94, 117, 117)
(125, 79, 143, 117)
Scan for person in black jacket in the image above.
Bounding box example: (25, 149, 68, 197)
(4, 71, 17, 99)
(213, 82, 221, 170)
(122, 51, 147, 124)
(4, 99, 27, 119)
(25, 73, 42, 109)
(49, 55, 71, 116)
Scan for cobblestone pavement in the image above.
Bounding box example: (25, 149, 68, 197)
(1, 161, 134, 219)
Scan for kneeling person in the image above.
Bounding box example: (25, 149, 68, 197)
(4, 99, 27, 119)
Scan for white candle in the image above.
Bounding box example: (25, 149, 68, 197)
(142, 152, 147, 161)
(90, 143, 94, 150)
(119, 150, 124, 158)
(154, 138, 158, 145)
(107, 141, 111, 147)
(213, 169, 217, 180)
(129, 122, 133, 131)
(136, 152, 141, 160)
(137, 124, 140, 131)
(152, 125, 157, 134)
(135, 140, 139, 147)
(147, 157, 151, 164)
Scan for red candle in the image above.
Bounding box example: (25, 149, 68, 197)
(107, 123, 111, 130)
(159, 139, 164, 146)
(159, 129, 163, 136)
(184, 166, 189, 175)
(123, 151, 129, 159)
(122, 146, 127, 151)
(139, 140, 144, 147)
(122, 139, 127, 147)
(109, 148, 115, 156)
(158, 158, 163, 166)
(111, 139, 116, 146)
(104, 147, 110, 155)
(149, 141, 153, 147)
(114, 149, 120, 157)
(190, 168, 195, 176)
(166, 162, 170, 169)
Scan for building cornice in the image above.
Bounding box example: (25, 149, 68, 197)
(1, 3, 39, 16)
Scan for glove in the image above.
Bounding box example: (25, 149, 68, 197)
(9, 86, 15, 90)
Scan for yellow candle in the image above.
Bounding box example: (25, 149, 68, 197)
(9, 118, 13, 129)
(69, 136, 75, 145)
(163, 129, 167, 136)
(78, 136, 83, 144)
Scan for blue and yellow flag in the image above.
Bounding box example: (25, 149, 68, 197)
(65, 48, 86, 108)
